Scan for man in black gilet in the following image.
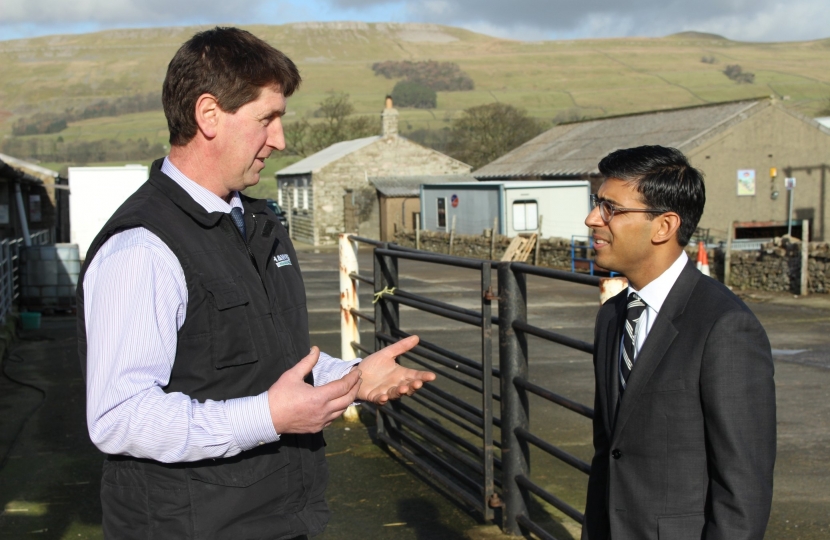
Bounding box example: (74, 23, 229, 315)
(78, 27, 434, 539)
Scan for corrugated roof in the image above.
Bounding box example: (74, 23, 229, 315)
(474, 100, 767, 179)
(0, 153, 59, 178)
(276, 136, 380, 176)
(369, 175, 477, 197)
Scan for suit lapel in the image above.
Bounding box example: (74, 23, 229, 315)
(611, 261, 701, 443)
(605, 294, 625, 430)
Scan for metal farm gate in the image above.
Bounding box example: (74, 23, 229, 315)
(339, 234, 617, 539)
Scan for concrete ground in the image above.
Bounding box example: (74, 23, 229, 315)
(0, 244, 827, 539)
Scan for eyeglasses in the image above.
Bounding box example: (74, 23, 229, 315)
(590, 194, 668, 224)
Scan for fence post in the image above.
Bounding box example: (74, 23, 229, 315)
(533, 215, 543, 265)
(340, 234, 360, 360)
(449, 215, 457, 255)
(724, 221, 734, 288)
(490, 217, 498, 260)
(481, 261, 495, 520)
(498, 262, 529, 535)
(415, 213, 421, 251)
(340, 234, 361, 422)
(801, 219, 809, 296)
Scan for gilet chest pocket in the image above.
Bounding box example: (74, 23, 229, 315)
(203, 278, 259, 369)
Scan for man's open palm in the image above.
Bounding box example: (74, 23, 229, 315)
(357, 335, 435, 405)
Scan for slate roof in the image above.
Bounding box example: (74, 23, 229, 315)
(369, 175, 477, 197)
(276, 136, 381, 176)
(474, 100, 770, 179)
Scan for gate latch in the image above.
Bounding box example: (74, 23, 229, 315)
(488, 493, 504, 508)
(483, 287, 499, 302)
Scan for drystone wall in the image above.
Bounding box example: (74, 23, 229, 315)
(394, 231, 829, 294)
(724, 237, 830, 294)
(393, 230, 573, 269)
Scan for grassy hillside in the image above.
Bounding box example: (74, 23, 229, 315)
(1, 22, 829, 174)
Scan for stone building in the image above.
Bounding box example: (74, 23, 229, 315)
(275, 99, 471, 245)
(474, 99, 830, 242)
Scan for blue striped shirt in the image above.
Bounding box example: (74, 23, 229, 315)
(83, 157, 360, 462)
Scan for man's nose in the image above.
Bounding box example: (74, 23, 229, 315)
(585, 205, 604, 228)
(268, 120, 286, 152)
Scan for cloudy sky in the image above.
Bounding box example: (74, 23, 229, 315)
(2, 0, 828, 42)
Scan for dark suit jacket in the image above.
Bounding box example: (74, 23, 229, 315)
(582, 261, 776, 540)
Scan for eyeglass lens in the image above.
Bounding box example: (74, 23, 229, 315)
(591, 196, 612, 222)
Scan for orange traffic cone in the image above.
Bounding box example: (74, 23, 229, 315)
(696, 241, 710, 276)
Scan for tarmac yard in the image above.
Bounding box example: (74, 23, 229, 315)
(0, 246, 828, 539)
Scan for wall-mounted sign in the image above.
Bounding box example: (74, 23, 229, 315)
(451, 194, 459, 208)
(29, 194, 42, 222)
(737, 169, 756, 196)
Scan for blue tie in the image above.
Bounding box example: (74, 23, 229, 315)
(230, 207, 246, 240)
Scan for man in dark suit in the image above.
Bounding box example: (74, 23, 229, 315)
(581, 146, 776, 540)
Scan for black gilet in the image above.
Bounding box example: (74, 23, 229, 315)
(76, 159, 329, 538)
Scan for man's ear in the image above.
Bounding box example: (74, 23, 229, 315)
(651, 212, 682, 245)
(194, 93, 220, 139)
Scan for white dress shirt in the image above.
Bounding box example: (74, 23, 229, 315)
(84, 157, 360, 463)
(625, 251, 689, 361)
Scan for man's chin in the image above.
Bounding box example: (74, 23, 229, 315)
(594, 254, 615, 272)
(240, 175, 260, 191)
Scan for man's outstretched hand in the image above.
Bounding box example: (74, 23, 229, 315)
(356, 335, 435, 405)
(268, 347, 362, 434)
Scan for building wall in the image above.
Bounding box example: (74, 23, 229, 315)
(277, 174, 315, 245)
(687, 105, 830, 241)
(311, 136, 471, 245)
(380, 196, 421, 241)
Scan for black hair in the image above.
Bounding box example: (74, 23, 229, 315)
(163, 27, 301, 146)
(598, 145, 705, 246)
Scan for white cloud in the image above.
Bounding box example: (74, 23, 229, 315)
(340, 0, 830, 42)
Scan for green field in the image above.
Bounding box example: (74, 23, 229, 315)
(1, 23, 829, 175)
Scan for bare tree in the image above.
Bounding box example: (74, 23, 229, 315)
(284, 93, 378, 157)
(446, 103, 546, 169)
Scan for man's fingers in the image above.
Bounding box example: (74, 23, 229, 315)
(384, 335, 420, 358)
(326, 381, 362, 416)
(291, 347, 321, 379)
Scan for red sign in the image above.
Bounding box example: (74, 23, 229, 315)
(451, 194, 459, 208)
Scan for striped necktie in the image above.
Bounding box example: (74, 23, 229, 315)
(620, 292, 646, 394)
(230, 207, 247, 240)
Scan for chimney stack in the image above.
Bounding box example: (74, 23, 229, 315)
(381, 95, 398, 138)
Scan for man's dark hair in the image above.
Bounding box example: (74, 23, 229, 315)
(163, 27, 301, 146)
(598, 145, 705, 246)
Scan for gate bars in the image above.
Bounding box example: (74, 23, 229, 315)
(340, 234, 612, 539)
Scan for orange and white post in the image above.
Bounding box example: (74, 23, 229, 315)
(696, 241, 710, 277)
(339, 234, 361, 421)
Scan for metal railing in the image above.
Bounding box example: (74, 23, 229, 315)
(341, 234, 614, 539)
(0, 229, 54, 324)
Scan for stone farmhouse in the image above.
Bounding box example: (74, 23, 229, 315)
(474, 99, 830, 242)
(275, 99, 471, 245)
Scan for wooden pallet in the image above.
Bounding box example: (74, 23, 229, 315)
(501, 233, 537, 262)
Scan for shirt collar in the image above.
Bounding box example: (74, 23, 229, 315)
(161, 157, 243, 214)
(628, 251, 688, 314)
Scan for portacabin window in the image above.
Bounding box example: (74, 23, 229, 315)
(437, 197, 447, 229)
(512, 200, 538, 231)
